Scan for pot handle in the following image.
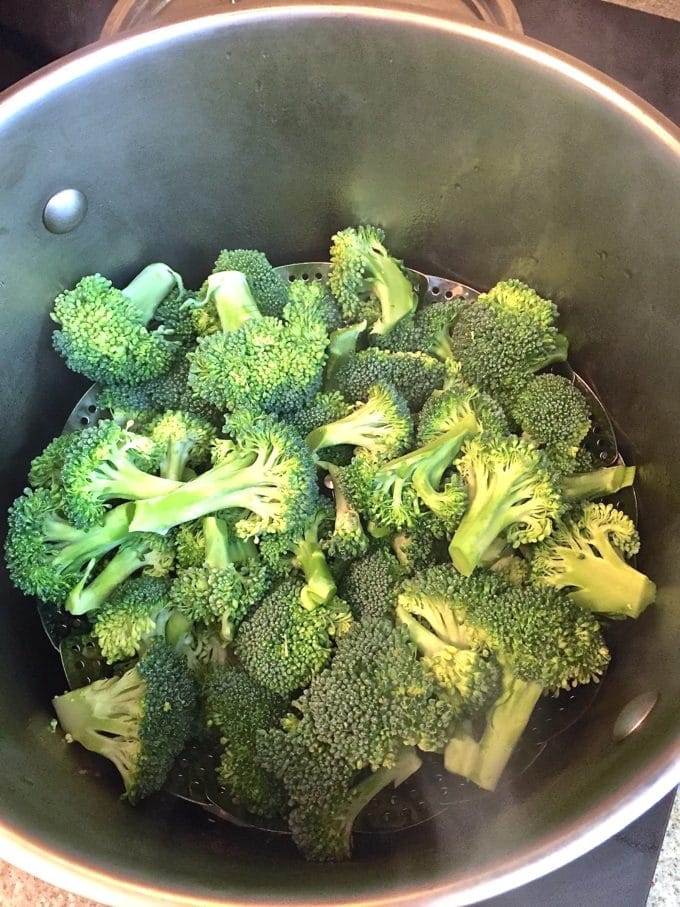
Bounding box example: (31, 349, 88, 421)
(101, 0, 523, 42)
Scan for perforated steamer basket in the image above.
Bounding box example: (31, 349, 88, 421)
(0, 6, 679, 907)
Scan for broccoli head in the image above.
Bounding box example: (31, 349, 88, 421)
(370, 296, 465, 359)
(334, 348, 447, 412)
(417, 380, 508, 445)
(212, 248, 290, 319)
(338, 545, 405, 619)
(147, 410, 216, 481)
(322, 463, 369, 561)
(288, 279, 343, 333)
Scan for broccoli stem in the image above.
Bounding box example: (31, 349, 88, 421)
(396, 605, 450, 658)
(92, 456, 182, 501)
(558, 535, 656, 618)
(53, 502, 134, 573)
(130, 451, 276, 535)
(323, 321, 367, 390)
(122, 263, 181, 325)
(203, 516, 231, 570)
(306, 392, 402, 453)
(207, 271, 263, 332)
(444, 671, 542, 790)
(165, 610, 193, 646)
(65, 544, 152, 615)
(397, 595, 470, 649)
(296, 538, 337, 610)
(561, 465, 635, 503)
(370, 258, 416, 336)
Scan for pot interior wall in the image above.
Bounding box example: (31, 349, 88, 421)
(0, 8, 678, 903)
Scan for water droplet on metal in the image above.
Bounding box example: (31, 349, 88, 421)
(43, 189, 88, 234)
(613, 692, 659, 741)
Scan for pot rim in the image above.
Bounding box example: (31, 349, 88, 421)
(0, 6, 679, 906)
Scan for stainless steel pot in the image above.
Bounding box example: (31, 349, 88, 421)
(0, 6, 679, 905)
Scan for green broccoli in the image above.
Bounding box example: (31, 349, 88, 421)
(417, 380, 508, 445)
(235, 579, 351, 694)
(212, 248, 290, 318)
(334, 348, 448, 412)
(323, 463, 369, 560)
(323, 321, 368, 391)
(285, 392, 354, 466)
(448, 279, 568, 397)
(391, 514, 449, 572)
(51, 264, 182, 386)
(338, 545, 405, 618)
(92, 575, 187, 665)
(449, 435, 563, 575)
(5, 489, 133, 603)
(187, 271, 328, 415)
(328, 226, 416, 334)
(288, 279, 343, 333)
(65, 531, 176, 616)
(129, 411, 316, 539)
(510, 373, 591, 474)
(398, 565, 609, 790)
(203, 664, 288, 817)
(59, 420, 182, 529)
(305, 383, 413, 460)
(52, 642, 198, 803)
(530, 502, 656, 618)
(169, 515, 268, 640)
(153, 285, 200, 343)
(370, 296, 465, 359)
(561, 464, 636, 502)
(27, 434, 74, 490)
(147, 410, 216, 481)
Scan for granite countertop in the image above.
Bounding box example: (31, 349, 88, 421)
(0, 794, 677, 906)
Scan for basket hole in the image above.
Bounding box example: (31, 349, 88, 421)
(431, 285, 440, 295)
(80, 417, 89, 426)
(87, 404, 97, 413)
(301, 273, 309, 281)
(288, 274, 296, 283)
(315, 272, 323, 280)
(444, 290, 453, 299)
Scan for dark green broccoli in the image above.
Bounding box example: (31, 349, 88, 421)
(328, 226, 416, 335)
(203, 664, 288, 817)
(391, 514, 449, 572)
(52, 642, 198, 803)
(285, 392, 354, 466)
(153, 285, 200, 343)
(397, 565, 609, 790)
(449, 279, 568, 397)
(51, 264, 182, 386)
(28, 433, 73, 490)
(323, 321, 368, 391)
(235, 579, 351, 695)
(417, 380, 508, 445)
(92, 575, 186, 665)
(59, 420, 181, 529)
(4, 489, 133, 604)
(305, 383, 413, 460)
(561, 464, 636, 502)
(169, 515, 268, 640)
(530, 502, 656, 618)
(187, 271, 328, 415)
(510, 373, 591, 474)
(65, 531, 176, 616)
(338, 546, 405, 618)
(449, 435, 563, 575)
(288, 279, 343, 333)
(147, 410, 216, 481)
(212, 248, 290, 318)
(322, 463, 369, 561)
(334, 348, 448, 412)
(371, 296, 465, 359)
(129, 411, 316, 539)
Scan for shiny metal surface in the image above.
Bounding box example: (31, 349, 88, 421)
(0, 7, 679, 907)
(42, 188, 88, 234)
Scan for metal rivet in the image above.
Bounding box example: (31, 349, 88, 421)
(613, 692, 659, 742)
(42, 189, 88, 234)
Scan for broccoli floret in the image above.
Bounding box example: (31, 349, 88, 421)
(391, 514, 449, 572)
(147, 410, 216, 481)
(338, 546, 405, 618)
(4, 489, 133, 604)
(329, 226, 416, 335)
(449, 279, 568, 397)
(259, 500, 336, 609)
(153, 285, 200, 343)
(60, 420, 181, 529)
(305, 383, 413, 460)
(92, 575, 180, 664)
(323, 463, 369, 560)
(28, 434, 73, 489)
(371, 297, 465, 359)
(398, 565, 609, 790)
(417, 380, 508, 445)
(489, 553, 530, 587)
(212, 249, 290, 318)
(334, 349, 447, 412)
(187, 273, 328, 416)
(530, 502, 656, 618)
(170, 516, 268, 640)
(51, 264, 182, 386)
(203, 664, 288, 817)
(173, 520, 206, 569)
(288, 279, 343, 333)
(449, 435, 563, 575)
(235, 580, 350, 694)
(300, 616, 454, 771)
(52, 642, 198, 803)
(561, 464, 636, 502)
(510, 373, 591, 474)
(66, 531, 176, 616)
(286, 392, 353, 466)
(323, 321, 368, 391)
(130, 411, 316, 539)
